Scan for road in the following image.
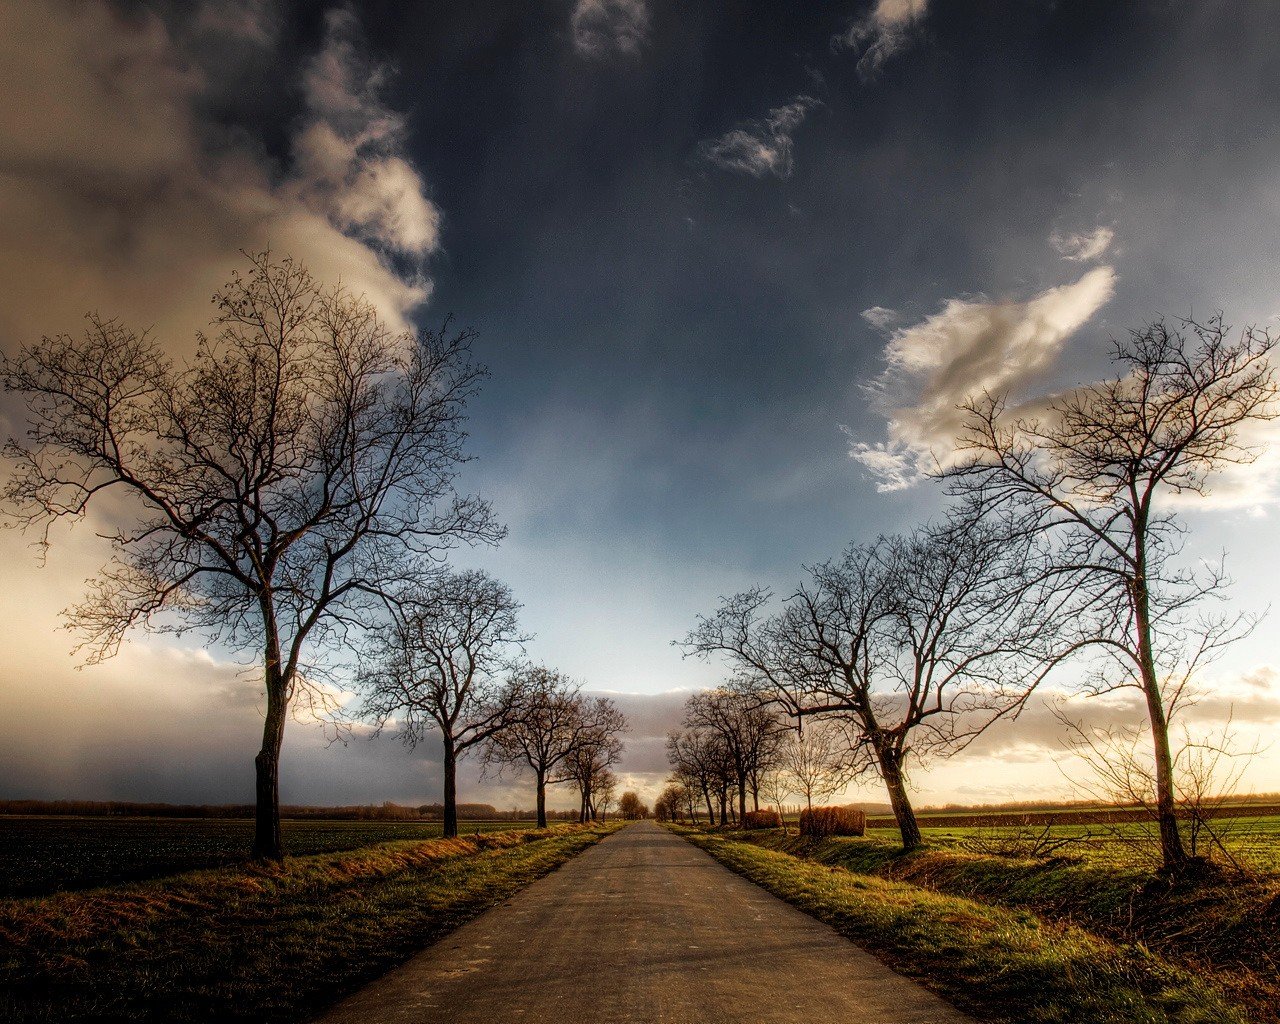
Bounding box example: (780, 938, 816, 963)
(315, 819, 971, 1023)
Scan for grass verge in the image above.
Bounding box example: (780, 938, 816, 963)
(676, 826, 1252, 1024)
(701, 827, 1279, 1023)
(0, 823, 618, 1023)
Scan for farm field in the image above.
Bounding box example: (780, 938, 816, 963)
(899, 811, 1280, 872)
(0, 816, 537, 897)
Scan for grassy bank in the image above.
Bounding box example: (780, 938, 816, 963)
(0, 823, 618, 1024)
(677, 826, 1259, 1024)
(699, 826, 1279, 1022)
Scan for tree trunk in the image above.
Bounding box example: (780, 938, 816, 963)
(717, 790, 727, 826)
(877, 743, 922, 851)
(737, 772, 747, 823)
(442, 737, 459, 839)
(703, 786, 715, 825)
(1133, 571, 1189, 870)
(252, 660, 287, 861)
(535, 769, 547, 829)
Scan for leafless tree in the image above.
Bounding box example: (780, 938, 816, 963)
(946, 317, 1278, 870)
(618, 791, 649, 819)
(595, 768, 619, 821)
(360, 570, 525, 838)
(653, 782, 688, 822)
(484, 666, 608, 828)
(778, 718, 859, 813)
(1059, 709, 1259, 871)
(0, 253, 501, 860)
(685, 512, 1054, 850)
(682, 688, 785, 823)
(556, 698, 626, 821)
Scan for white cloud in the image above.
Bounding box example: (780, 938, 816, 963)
(834, 0, 929, 82)
(860, 305, 898, 329)
(848, 267, 1117, 490)
(572, 0, 650, 59)
(1050, 225, 1115, 262)
(697, 96, 820, 179)
(291, 8, 440, 259)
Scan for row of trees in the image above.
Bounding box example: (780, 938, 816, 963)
(679, 317, 1277, 871)
(0, 254, 626, 858)
(665, 694, 856, 826)
(357, 573, 627, 834)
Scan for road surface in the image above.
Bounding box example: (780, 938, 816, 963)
(316, 819, 971, 1023)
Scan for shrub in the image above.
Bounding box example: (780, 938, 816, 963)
(742, 810, 782, 830)
(799, 806, 866, 838)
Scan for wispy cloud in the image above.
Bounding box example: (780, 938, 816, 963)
(571, 0, 650, 59)
(1050, 225, 1115, 262)
(834, 0, 929, 82)
(847, 267, 1117, 490)
(291, 8, 440, 259)
(697, 96, 821, 179)
(860, 305, 898, 329)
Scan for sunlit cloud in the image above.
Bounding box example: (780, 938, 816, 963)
(697, 96, 821, 179)
(847, 267, 1117, 490)
(833, 0, 929, 82)
(571, 0, 650, 59)
(1050, 225, 1115, 262)
(860, 305, 898, 329)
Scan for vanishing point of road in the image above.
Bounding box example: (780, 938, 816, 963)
(317, 820, 971, 1023)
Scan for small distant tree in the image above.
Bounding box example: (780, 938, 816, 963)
(483, 666, 598, 828)
(947, 317, 1278, 871)
(682, 689, 785, 822)
(653, 783, 687, 822)
(779, 718, 858, 812)
(360, 570, 526, 838)
(595, 768, 619, 821)
(557, 698, 626, 821)
(618, 791, 649, 820)
(0, 253, 501, 861)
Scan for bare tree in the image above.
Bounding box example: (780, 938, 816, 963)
(1059, 709, 1258, 871)
(666, 728, 721, 824)
(595, 768, 619, 821)
(653, 782, 688, 822)
(484, 667, 606, 828)
(682, 689, 784, 823)
(618, 791, 649, 819)
(686, 513, 1052, 850)
(779, 718, 859, 813)
(0, 254, 501, 860)
(556, 698, 626, 822)
(946, 317, 1278, 870)
(360, 570, 525, 838)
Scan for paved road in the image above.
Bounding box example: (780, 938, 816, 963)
(316, 820, 971, 1023)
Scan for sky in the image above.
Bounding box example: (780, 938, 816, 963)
(2, 0, 1279, 811)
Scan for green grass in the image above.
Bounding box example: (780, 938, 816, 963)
(677, 826, 1254, 1024)
(915, 814, 1280, 872)
(0, 823, 618, 1023)
(0, 816, 539, 897)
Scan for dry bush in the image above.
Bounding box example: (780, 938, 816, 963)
(800, 806, 866, 838)
(742, 809, 782, 830)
